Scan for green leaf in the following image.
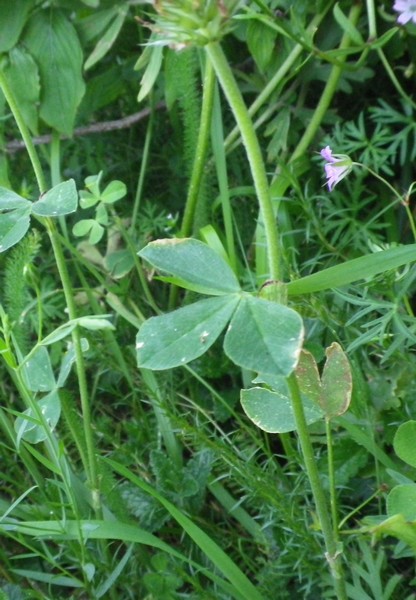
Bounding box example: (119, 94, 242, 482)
(0, 205, 31, 252)
(387, 484, 416, 521)
(369, 27, 399, 50)
(73, 219, 104, 244)
(241, 382, 323, 433)
(365, 514, 416, 553)
(246, 18, 277, 73)
(333, 2, 364, 46)
(10, 569, 83, 588)
(0, 513, 253, 600)
(100, 180, 127, 204)
(2, 47, 40, 134)
(32, 180, 78, 217)
(40, 323, 77, 346)
(137, 45, 164, 103)
(79, 190, 99, 209)
(136, 295, 240, 370)
(338, 416, 397, 470)
(104, 249, 134, 278)
(139, 238, 241, 295)
(73, 219, 95, 237)
(77, 316, 115, 331)
(287, 245, 416, 296)
(224, 295, 304, 376)
(23, 10, 85, 135)
(84, 7, 128, 70)
(320, 342, 352, 419)
(15, 390, 61, 445)
(0, 187, 31, 210)
(57, 339, 89, 388)
(78, 8, 119, 43)
(21, 346, 56, 392)
(394, 421, 416, 468)
(0, 0, 33, 52)
(105, 458, 265, 600)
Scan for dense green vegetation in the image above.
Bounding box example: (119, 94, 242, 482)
(1, 1, 416, 598)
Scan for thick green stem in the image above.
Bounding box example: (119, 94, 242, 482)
(287, 374, 347, 600)
(205, 42, 281, 281)
(290, 4, 362, 163)
(181, 58, 215, 237)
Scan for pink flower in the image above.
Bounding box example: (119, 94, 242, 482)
(393, 0, 416, 25)
(320, 146, 353, 192)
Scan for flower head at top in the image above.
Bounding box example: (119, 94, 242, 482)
(320, 146, 353, 192)
(393, 0, 416, 25)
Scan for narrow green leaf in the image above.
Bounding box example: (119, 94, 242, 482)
(287, 245, 416, 296)
(10, 569, 83, 588)
(0, 518, 184, 558)
(77, 7, 119, 42)
(394, 421, 416, 468)
(32, 179, 78, 217)
(137, 295, 240, 370)
(77, 316, 115, 331)
(369, 27, 398, 50)
(241, 384, 323, 433)
(137, 45, 163, 102)
(104, 458, 265, 600)
(139, 238, 241, 295)
(333, 2, 364, 45)
(224, 295, 304, 376)
(1, 515, 250, 600)
(84, 8, 128, 70)
(40, 323, 77, 346)
(23, 10, 85, 135)
(320, 342, 352, 419)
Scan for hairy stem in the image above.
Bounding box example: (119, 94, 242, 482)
(181, 58, 215, 237)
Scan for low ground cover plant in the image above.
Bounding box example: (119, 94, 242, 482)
(1, 1, 416, 598)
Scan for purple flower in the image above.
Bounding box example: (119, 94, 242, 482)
(320, 146, 353, 192)
(393, 0, 416, 25)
